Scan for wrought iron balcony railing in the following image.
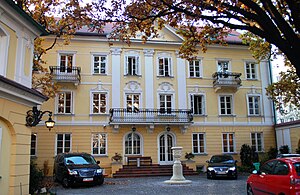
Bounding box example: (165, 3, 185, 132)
(49, 66, 81, 84)
(109, 108, 193, 124)
(212, 72, 242, 92)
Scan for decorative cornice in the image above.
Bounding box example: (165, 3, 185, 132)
(143, 49, 155, 57)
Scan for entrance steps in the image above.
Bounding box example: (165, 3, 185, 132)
(112, 164, 198, 178)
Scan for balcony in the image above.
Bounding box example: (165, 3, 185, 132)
(49, 66, 81, 85)
(109, 108, 193, 125)
(212, 72, 242, 92)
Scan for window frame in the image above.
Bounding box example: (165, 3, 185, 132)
(217, 59, 231, 72)
(124, 132, 142, 155)
(126, 93, 140, 113)
(55, 133, 72, 155)
(190, 94, 206, 115)
(124, 55, 140, 76)
(222, 133, 236, 153)
(251, 132, 264, 152)
(189, 59, 203, 78)
(30, 133, 37, 156)
(247, 95, 262, 116)
(57, 51, 76, 72)
(192, 133, 206, 154)
(91, 133, 107, 156)
(90, 92, 108, 114)
(91, 53, 108, 75)
(157, 56, 172, 77)
(55, 91, 73, 114)
(245, 61, 258, 80)
(219, 95, 234, 116)
(159, 94, 174, 114)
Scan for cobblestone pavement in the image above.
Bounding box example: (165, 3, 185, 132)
(50, 174, 248, 195)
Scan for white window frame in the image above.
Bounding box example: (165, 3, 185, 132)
(90, 92, 108, 114)
(251, 132, 264, 152)
(190, 93, 206, 115)
(157, 57, 172, 77)
(91, 53, 108, 74)
(192, 133, 206, 154)
(158, 93, 174, 114)
(125, 93, 141, 113)
(219, 94, 234, 116)
(247, 95, 262, 116)
(55, 91, 74, 114)
(57, 51, 76, 72)
(124, 132, 143, 156)
(189, 59, 203, 78)
(30, 133, 37, 156)
(245, 61, 258, 80)
(222, 133, 235, 153)
(91, 133, 107, 156)
(217, 59, 231, 72)
(55, 133, 72, 155)
(124, 55, 140, 76)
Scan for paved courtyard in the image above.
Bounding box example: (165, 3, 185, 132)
(50, 174, 248, 195)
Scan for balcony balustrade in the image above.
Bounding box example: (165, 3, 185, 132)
(109, 108, 193, 125)
(212, 72, 242, 92)
(49, 66, 81, 85)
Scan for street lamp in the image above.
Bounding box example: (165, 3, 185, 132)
(26, 106, 55, 131)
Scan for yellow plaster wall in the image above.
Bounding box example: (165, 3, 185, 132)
(290, 127, 300, 153)
(0, 98, 32, 195)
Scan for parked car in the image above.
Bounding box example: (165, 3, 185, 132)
(247, 157, 300, 195)
(206, 154, 238, 179)
(276, 153, 300, 158)
(53, 152, 104, 188)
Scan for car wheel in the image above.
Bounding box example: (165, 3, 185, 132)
(233, 174, 238, 180)
(62, 177, 70, 188)
(98, 177, 104, 185)
(247, 185, 254, 195)
(206, 173, 211, 179)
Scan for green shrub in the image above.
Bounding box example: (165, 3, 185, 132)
(267, 146, 278, 159)
(29, 159, 44, 194)
(240, 144, 253, 167)
(279, 145, 290, 154)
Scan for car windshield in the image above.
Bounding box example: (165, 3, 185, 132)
(210, 155, 234, 163)
(294, 163, 300, 176)
(65, 155, 96, 165)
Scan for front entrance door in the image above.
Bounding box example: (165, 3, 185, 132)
(158, 133, 174, 165)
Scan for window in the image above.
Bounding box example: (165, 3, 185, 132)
(93, 55, 107, 74)
(31, 133, 37, 156)
(125, 56, 139, 75)
(125, 132, 141, 155)
(260, 160, 277, 174)
(56, 133, 71, 154)
(273, 161, 289, 175)
(219, 95, 233, 115)
(92, 93, 107, 114)
(190, 94, 205, 115)
(217, 60, 229, 72)
(192, 133, 206, 154)
(159, 94, 172, 114)
(222, 133, 235, 153)
(126, 94, 140, 113)
(189, 60, 202, 78)
(92, 133, 107, 155)
(158, 57, 172, 77)
(57, 92, 72, 114)
(248, 96, 261, 115)
(251, 133, 263, 152)
(245, 62, 257, 79)
(59, 54, 74, 73)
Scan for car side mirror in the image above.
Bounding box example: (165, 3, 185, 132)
(97, 160, 100, 164)
(252, 170, 262, 175)
(206, 160, 210, 163)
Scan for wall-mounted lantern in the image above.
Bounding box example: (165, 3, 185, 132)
(26, 106, 55, 131)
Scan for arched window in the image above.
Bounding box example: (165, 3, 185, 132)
(125, 132, 141, 155)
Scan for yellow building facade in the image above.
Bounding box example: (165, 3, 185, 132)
(275, 120, 300, 153)
(0, 1, 48, 194)
(34, 25, 275, 176)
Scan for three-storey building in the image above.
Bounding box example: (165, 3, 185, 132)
(33, 25, 275, 176)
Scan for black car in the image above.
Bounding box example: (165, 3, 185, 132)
(206, 154, 237, 179)
(53, 153, 104, 188)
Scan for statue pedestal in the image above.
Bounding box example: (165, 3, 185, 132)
(164, 147, 192, 184)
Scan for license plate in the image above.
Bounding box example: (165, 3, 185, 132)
(83, 178, 93, 182)
(217, 171, 226, 174)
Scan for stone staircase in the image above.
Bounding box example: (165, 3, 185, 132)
(113, 164, 198, 178)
